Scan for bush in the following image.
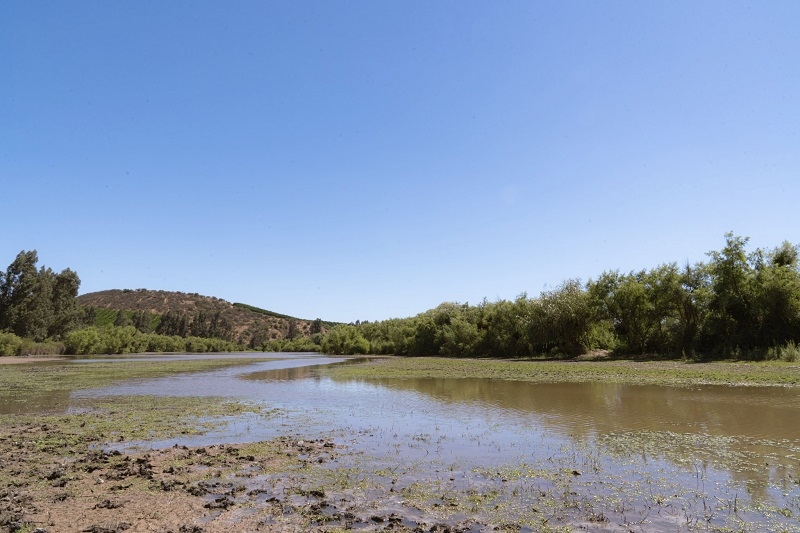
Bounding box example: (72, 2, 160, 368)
(63, 326, 241, 355)
(766, 340, 800, 362)
(0, 332, 24, 356)
(320, 325, 369, 355)
(261, 336, 321, 353)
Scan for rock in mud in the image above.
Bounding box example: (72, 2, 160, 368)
(81, 523, 131, 533)
(92, 499, 122, 509)
(203, 496, 234, 510)
(177, 526, 204, 533)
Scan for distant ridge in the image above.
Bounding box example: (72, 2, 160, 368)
(76, 289, 332, 346)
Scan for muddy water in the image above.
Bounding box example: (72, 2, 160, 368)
(15, 355, 800, 530)
(368, 376, 800, 440)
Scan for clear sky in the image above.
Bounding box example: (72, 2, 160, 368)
(2, 1, 799, 323)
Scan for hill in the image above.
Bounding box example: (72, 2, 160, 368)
(76, 289, 330, 346)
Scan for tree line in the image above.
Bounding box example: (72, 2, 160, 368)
(309, 233, 800, 361)
(3, 234, 800, 360)
(62, 326, 240, 355)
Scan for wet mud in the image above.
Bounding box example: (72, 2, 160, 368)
(0, 422, 488, 533)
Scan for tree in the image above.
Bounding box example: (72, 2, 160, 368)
(190, 310, 210, 338)
(208, 310, 233, 341)
(675, 263, 709, 356)
(320, 324, 369, 355)
(132, 310, 153, 333)
(49, 268, 81, 338)
(751, 242, 800, 348)
(535, 279, 591, 356)
(286, 319, 298, 340)
(702, 233, 756, 356)
(156, 310, 189, 337)
(114, 309, 131, 327)
(0, 250, 45, 338)
(82, 306, 97, 327)
(478, 297, 531, 358)
(0, 250, 80, 341)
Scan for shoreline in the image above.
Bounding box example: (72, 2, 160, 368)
(0, 355, 67, 365)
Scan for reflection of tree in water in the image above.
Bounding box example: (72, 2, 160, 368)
(251, 365, 319, 381)
(344, 376, 800, 500)
(245, 359, 369, 382)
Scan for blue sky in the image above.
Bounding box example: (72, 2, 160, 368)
(2, 1, 799, 323)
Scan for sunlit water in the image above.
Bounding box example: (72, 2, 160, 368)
(10, 354, 800, 530)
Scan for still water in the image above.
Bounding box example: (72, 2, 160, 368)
(17, 354, 800, 530)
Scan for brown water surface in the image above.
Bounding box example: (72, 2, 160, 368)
(364, 376, 800, 441)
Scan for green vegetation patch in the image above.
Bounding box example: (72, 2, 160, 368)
(320, 356, 800, 388)
(0, 357, 275, 407)
(3, 396, 274, 458)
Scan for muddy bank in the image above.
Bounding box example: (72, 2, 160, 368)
(5, 416, 797, 533)
(0, 421, 479, 533)
(1, 424, 319, 532)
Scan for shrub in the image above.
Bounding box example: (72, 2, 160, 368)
(766, 340, 800, 362)
(0, 332, 24, 356)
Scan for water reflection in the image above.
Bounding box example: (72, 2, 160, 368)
(243, 358, 370, 382)
(348, 377, 800, 440)
(0, 388, 72, 415)
(329, 375, 800, 502)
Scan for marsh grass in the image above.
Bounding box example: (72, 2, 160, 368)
(321, 356, 800, 387)
(0, 357, 275, 407)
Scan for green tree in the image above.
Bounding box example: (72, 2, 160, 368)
(477, 297, 531, 358)
(286, 318, 298, 340)
(156, 310, 189, 337)
(114, 309, 131, 327)
(427, 302, 484, 357)
(81, 306, 98, 326)
(0, 250, 81, 342)
(534, 280, 591, 356)
(675, 263, 709, 357)
(246, 324, 271, 349)
(190, 310, 210, 338)
(320, 324, 369, 355)
(49, 268, 81, 338)
(0, 251, 45, 339)
(751, 242, 800, 348)
(701, 233, 756, 356)
(208, 310, 233, 341)
(131, 310, 153, 333)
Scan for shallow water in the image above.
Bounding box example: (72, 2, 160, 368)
(10, 354, 800, 530)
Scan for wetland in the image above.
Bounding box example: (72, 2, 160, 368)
(1, 354, 799, 532)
